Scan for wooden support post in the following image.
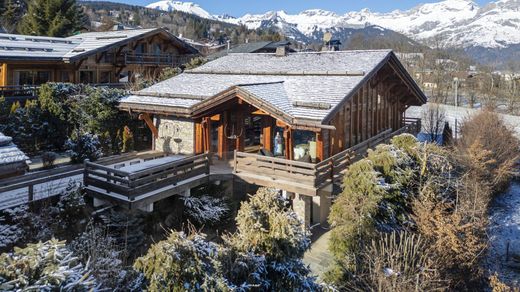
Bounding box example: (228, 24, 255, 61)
(218, 111, 227, 159)
(138, 113, 158, 138)
(195, 120, 203, 154)
(262, 116, 273, 152)
(0, 63, 7, 86)
(284, 126, 293, 160)
(316, 131, 324, 162)
(235, 110, 245, 152)
(203, 117, 211, 153)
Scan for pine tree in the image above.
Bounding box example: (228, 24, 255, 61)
(1, 0, 21, 33)
(19, 0, 85, 37)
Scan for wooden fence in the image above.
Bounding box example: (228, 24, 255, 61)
(84, 153, 210, 200)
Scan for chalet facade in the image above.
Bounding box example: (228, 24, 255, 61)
(0, 28, 198, 89)
(87, 49, 425, 226)
(121, 50, 425, 161)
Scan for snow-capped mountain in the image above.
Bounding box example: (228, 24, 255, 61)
(146, 0, 520, 49)
(146, 1, 215, 20)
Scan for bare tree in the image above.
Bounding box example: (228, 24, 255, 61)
(422, 103, 446, 143)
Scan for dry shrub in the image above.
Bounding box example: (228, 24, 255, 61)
(344, 231, 446, 292)
(413, 188, 487, 288)
(489, 273, 520, 292)
(457, 111, 519, 193)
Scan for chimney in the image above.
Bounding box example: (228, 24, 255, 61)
(276, 46, 287, 57)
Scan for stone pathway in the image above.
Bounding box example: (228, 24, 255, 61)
(304, 227, 333, 279)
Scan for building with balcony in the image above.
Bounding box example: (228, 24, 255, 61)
(0, 28, 198, 101)
(88, 49, 425, 226)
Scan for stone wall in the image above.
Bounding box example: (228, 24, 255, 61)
(154, 116, 195, 155)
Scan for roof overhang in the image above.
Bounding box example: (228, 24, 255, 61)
(65, 28, 199, 63)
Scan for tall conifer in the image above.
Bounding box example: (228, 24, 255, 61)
(19, 0, 85, 37)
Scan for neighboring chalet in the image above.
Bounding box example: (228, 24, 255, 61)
(0, 28, 198, 100)
(86, 49, 426, 226)
(0, 133, 29, 179)
(207, 41, 295, 60)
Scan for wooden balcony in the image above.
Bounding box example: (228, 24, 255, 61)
(234, 118, 421, 196)
(84, 119, 421, 207)
(107, 53, 196, 67)
(84, 153, 211, 208)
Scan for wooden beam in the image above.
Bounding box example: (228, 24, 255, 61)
(203, 117, 211, 153)
(217, 112, 226, 158)
(138, 113, 158, 138)
(283, 126, 293, 160)
(252, 109, 269, 115)
(0, 63, 7, 86)
(210, 114, 220, 121)
(262, 116, 273, 152)
(316, 131, 324, 162)
(195, 120, 203, 154)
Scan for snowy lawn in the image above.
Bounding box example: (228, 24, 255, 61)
(486, 181, 520, 286)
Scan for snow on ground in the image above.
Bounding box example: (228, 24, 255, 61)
(0, 175, 83, 210)
(406, 104, 520, 139)
(486, 181, 520, 286)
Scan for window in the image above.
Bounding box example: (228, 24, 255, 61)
(135, 43, 146, 54)
(34, 71, 50, 85)
(99, 71, 112, 83)
(79, 71, 95, 84)
(61, 71, 71, 82)
(293, 130, 316, 161)
(153, 44, 162, 55)
(15, 70, 51, 85)
(16, 71, 34, 85)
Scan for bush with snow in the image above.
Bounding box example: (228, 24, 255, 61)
(0, 238, 97, 291)
(181, 194, 229, 225)
(66, 133, 103, 163)
(135, 188, 321, 291)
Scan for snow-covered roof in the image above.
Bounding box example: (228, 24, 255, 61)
(0, 28, 198, 62)
(121, 50, 426, 123)
(0, 133, 29, 166)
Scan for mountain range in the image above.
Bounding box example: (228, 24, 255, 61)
(145, 0, 520, 65)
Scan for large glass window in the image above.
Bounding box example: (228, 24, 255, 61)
(293, 130, 317, 162)
(15, 70, 51, 85)
(34, 71, 50, 85)
(273, 127, 285, 157)
(99, 71, 112, 83)
(16, 71, 34, 85)
(79, 71, 95, 84)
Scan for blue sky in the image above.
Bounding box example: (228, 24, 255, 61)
(130, 0, 493, 16)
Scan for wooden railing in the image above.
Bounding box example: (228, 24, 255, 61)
(234, 118, 422, 189)
(107, 53, 196, 67)
(234, 151, 326, 188)
(0, 85, 39, 101)
(84, 153, 210, 200)
(0, 152, 143, 210)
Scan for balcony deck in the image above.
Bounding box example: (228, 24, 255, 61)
(84, 119, 421, 208)
(233, 118, 421, 196)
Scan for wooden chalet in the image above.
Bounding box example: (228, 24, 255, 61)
(0, 28, 198, 101)
(86, 49, 426, 226)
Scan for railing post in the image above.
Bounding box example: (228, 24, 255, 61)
(83, 159, 90, 187)
(233, 150, 238, 172)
